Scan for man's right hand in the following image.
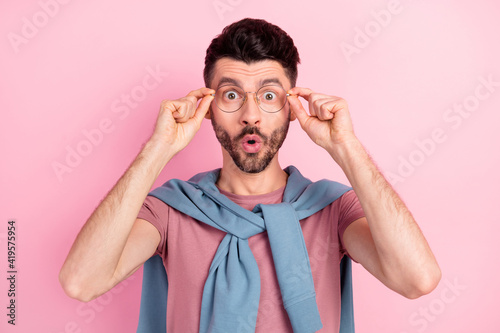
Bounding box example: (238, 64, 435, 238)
(150, 87, 214, 153)
(59, 87, 214, 303)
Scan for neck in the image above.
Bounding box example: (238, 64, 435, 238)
(216, 154, 288, 196)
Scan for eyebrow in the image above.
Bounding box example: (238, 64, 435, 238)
(217, 77, 241, 88)
(216, 77, 285, 89)
(259, 78, 284, 87)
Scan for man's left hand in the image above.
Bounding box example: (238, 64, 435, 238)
(287, 87, 357, 154)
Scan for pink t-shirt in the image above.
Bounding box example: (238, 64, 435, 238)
(137, 186, 364, 332)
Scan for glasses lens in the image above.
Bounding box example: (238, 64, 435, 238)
(257, 85, 287, 113)
(214, 86, 245, 113)
(213, 85, 288, 113)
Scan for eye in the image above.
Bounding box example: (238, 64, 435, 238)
(258, 86, 282, 102)
(223, 90, 241, 100)
(263, 91, 277, 101)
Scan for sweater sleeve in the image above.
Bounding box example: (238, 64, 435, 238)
(137, 195, 169, 257)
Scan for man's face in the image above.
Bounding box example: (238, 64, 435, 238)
(208, 58, 294, 173)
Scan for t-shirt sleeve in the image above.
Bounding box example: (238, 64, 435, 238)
(136, 195, 169, 257)
(337, 190, 365, 260)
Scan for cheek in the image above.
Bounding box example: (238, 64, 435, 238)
(272, 112, 291, 128)
(211, 112, 238, 135)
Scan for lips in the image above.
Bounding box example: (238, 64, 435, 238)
(241, 134, 262, 153)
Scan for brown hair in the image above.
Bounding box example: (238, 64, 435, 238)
(203, 18, 300, 88)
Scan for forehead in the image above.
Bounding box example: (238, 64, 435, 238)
(211, 58, 290, 89)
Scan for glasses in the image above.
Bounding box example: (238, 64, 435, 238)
(211, 84, 290, 113)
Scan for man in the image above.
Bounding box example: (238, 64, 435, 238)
(59, 18, 441, 332)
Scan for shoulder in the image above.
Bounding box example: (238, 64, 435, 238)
(142, 195, 171, 216)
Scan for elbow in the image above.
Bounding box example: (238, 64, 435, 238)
(59, 270, 97, 303)
(403, 265, 442, 299)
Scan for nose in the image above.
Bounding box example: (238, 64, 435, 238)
(239, 92, 261, 126)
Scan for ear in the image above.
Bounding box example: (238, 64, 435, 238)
(288, 102, 297, 121)
(205, 105, 212, 119)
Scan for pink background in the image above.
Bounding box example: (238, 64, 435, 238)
(1, 0, 499, 332)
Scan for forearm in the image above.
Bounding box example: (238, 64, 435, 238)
(330, 137, 441, 297)
(59, 138, 173, 299)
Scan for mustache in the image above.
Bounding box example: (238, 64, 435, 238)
(234, 126, 268, 143)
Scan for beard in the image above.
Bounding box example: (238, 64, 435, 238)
(211, 115, 290, 174)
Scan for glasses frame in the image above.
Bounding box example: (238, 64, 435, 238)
(210, 84, 291, 113)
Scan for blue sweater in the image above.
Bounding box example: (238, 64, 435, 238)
(136, 166, 355, 332)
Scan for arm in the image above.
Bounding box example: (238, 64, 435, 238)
(287, 88, 441, 299)
(59, 88, 214, 302)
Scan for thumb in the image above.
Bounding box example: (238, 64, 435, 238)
(192, 94, 214, 123)
(287, 95, 309, 126)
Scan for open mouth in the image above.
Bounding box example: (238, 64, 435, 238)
(241, 135, 262, 153)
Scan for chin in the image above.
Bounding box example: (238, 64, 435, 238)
(233, 151, 276, 174)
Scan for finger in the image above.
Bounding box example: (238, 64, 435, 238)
(172, 88, 214, 123)
(308, 95, 326, 118)
(170, 100, 194, 123)
(187, 87, 216, 100)
(192, 94, 214, 124)
(160, 99, 182, 117)
(313, 98, 337, 121)
(288, 87, 314, 101)
(289, 88, 327, 118)
(174, 88, 215, 122)
(287, 94, 310, 127)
